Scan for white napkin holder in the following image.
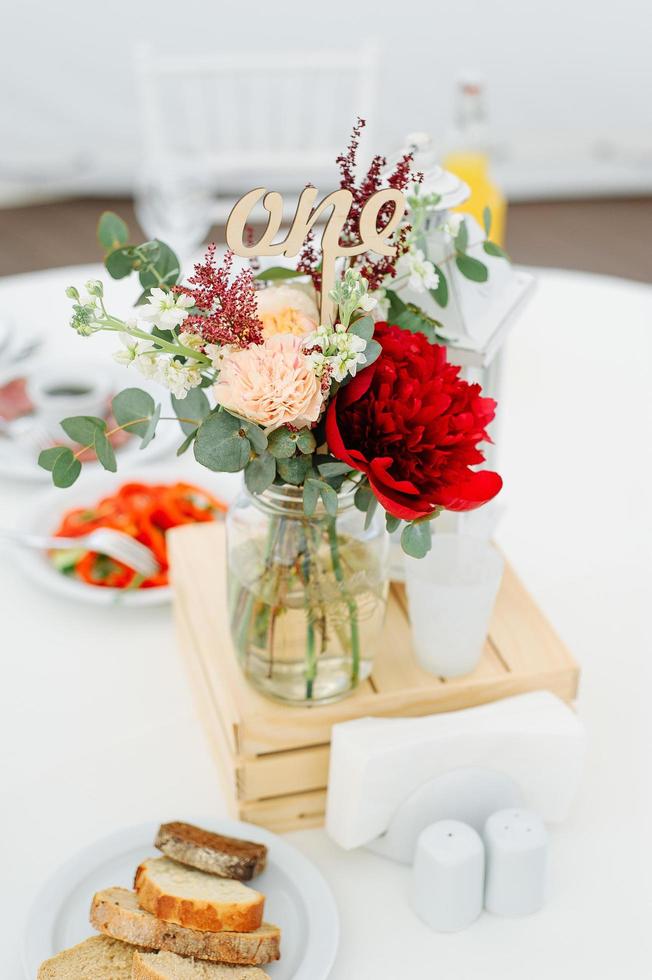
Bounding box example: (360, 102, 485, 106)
(325, 691, 585, 863)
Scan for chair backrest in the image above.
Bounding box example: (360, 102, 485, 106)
(134, 41, 381, 188)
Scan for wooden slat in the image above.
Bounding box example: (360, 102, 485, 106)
(237, 745, 330, 801)
(489, 563, 574, 674)
(172, 589, 239, 816)
(238, 790, 327, 833)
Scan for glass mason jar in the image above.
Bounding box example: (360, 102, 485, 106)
(226, 482, 389, 705)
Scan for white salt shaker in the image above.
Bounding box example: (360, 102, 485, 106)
(410, 820, 485, 932)
(483, 808, 548, 916)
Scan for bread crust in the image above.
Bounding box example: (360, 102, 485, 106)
(132, 949, 270, 979)
(91, 887, 280, 965)
(134, 860, 265, 933)
(155, 823, 267, 881)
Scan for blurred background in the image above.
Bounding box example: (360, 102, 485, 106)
(1, 0, 651, 279)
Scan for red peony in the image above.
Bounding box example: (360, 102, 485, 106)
(325, 323, 503, 520)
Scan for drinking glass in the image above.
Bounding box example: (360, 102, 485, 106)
(405, 534, 504, 678)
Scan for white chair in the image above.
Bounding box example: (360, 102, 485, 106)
(133, 41, 381, 254)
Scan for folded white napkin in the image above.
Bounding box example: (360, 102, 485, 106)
(326, 691, 586, 851)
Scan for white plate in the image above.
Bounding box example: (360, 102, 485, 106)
(23, 819, 339, 980)
(14, 464, 241, 607)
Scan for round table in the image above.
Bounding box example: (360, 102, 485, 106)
(0, 265, 650, 979)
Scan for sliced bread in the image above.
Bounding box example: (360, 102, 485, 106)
(91, 887, 280, 965)
(135, 857, 265, 933)
(156, 822, 267, 881)
(132, 950, 270, 979)
(37, 935, 136, 979)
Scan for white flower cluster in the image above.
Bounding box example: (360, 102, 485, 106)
(140, 287, 194, 329)
(113, 326, 202, 399)
(329, 267, 377, 328)
(440, 213, 464, 239)
(395, 246, 440, 294)
(304, 322, 368, 383)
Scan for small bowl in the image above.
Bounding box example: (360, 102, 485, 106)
(26, 363, 113, 425)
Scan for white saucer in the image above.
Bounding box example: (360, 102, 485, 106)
(23, 819, 339, 980)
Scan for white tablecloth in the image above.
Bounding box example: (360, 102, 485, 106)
(0, 265, 650, 978)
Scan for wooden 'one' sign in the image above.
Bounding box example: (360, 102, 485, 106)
(226, 186, 407, 324)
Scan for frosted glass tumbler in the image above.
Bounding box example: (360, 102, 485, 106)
(405, 534, 504, 678)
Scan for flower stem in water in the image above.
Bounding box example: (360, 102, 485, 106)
(327, 518, 361, 684)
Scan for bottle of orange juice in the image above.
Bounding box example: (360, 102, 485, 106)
(443, 73, 506, 246)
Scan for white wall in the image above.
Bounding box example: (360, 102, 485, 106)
(2, 0, 652, 203)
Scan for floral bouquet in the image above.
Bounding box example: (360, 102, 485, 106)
(42, 120, 502, 703)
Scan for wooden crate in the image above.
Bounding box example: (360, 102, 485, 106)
(169, 522, 580, 833)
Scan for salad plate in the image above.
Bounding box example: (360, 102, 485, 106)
(14, 464, 241, 607)
(23, 818, 339, 980)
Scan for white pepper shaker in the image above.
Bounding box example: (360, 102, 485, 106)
(483, 808, 548, 916)
(410, 820, 485, 932)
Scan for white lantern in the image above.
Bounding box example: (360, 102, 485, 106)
(393, 132, 535, 372)
(387, 135, 535, 573)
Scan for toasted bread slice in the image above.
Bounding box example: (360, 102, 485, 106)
(37, 935, 136, 978)
(91, 887, 280, 965)
(132, 950, 270, 979)
(135, 857, 264, 933)
(156, 822, 267, 881)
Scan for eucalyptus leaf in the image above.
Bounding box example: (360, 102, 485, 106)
(393, 306, 442, 342)
(106, 246, 137, 280)
(483, 206, 492, 237)
(38, 446, 72, 473)
(194, 410, 251, 472)
(455, 254, 489, 283)
(242, 421, 268, 455)
(483, 241, 509, 260)
(385, 512, 402, 533)
(317, 460, 353, 478)
(50, 447, 82, 488)
(140, 402, 161, 450)
(97, 211, 129, 252)
(430, 266, 448, 308)
(112, 388, 156, 438)
(255, 267, 305, 282)
(455, 219, 469, 254)
(245, 452, 277, 494)
(176, 429, 198, 456)
(151, 326, 175, 345)
(385, 288, 407, 321)
(296, 429, 316, 454)
(276, 454, 310, 485)
(354, 483, 373, 513)
(401, 520, 433, 558)
(60, 416, 107, 447)
(267, 427, 297, 459)
(348, 316, 375, 342)
(172, 388, 210, 436)
(138, 240, 181, 289)
(303, 478, 321, 516)
(364, 494, 378, 530)
(94, 431, 117, 472)
(363, 339, 382, 367)
(320, 481, 338, 518)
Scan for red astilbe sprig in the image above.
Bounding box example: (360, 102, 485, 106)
(297, 118, 422, 294)
(174, 244, 263, 348)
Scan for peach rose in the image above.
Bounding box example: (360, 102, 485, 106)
(214, 334, 323, 430)
(256, 284, 319, 339)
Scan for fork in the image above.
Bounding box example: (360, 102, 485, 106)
(0, 526, 161, 579)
